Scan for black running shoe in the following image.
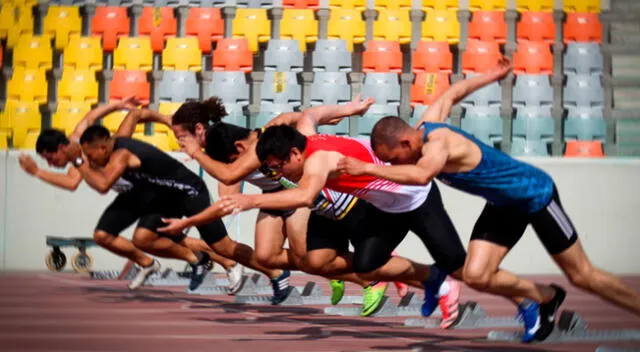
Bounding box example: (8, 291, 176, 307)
(534, 284, 567, 341)
(270, 270, 291, 305)
(188, 252, 211, 291)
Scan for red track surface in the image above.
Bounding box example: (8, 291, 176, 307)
(1, 272, 639, 352)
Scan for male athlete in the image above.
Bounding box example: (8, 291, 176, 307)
(337, 57, 640, 342)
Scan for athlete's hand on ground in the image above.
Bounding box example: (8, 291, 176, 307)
(346, 94, 376, 116)
(178, 135, 201, 158)
(220, 194, 256, 214)
(18, 154, 39, 176)
(337, 156, 372, 176)
(63, 142, 83, 160)
(157, 218, 189, 235)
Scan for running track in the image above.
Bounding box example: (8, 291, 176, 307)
(1, 272, 639, 352)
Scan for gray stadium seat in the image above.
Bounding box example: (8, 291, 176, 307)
(515, 105, 552, 119)
(190, 0, 228, 6)
(564, 108, 606, 141)
(318, 120, 350, 135)
(512, 116, 554, 142)
(358, 104, 398, 135)
(563, 74, 604, 108)
(410, 104, 429, 127)
(461, 73, 501, 107)
(616, 119, 640, 156)
(157, 71, 200, 102)
(361, 73, 401, 105)
(254, 103, 295, 127)
(310, 72, 351, 105)
(204, 71, 250, 106)
(264, 40, 304, 72)
(223, 103, 248, 128)
(510, 138, 550, 156)
(260, 71, 302, 107)
(564, 43, 603, 75)
(512, 74, 553, 108)
(312, 39, 352, 72)
(142, 0, 182, 6)
(461, 106, 502, 146)
(237, 0, 273, 8)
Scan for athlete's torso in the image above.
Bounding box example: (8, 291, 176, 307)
(305, 134, 430, 213)
(421, 122, 554, 213)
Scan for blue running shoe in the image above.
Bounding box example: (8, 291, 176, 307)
(270, 270, 291, 305)
(188, 252, 211, 291)
(421, 266, 447, 316)
(517, 302, 541, 343)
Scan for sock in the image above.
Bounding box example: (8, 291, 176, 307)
(438, 281, 450, 296)
(423, 265, 443, 285)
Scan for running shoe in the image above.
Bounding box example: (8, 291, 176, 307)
(535, 284, 566, 341)
(361, 281, 388, 317)
(330, 280, 345, 305)
(188, 252, 211, 291)
(270, 270, 291, 305)
(393, 281, 409, 298)
(421, 267, 447, 317)
(438, 280, 461, 329)
(517, 301, 542, 343)
(128, 260, 161, 290)
(226, 263, 244, 295)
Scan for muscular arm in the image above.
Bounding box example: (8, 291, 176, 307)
(114, 109, 172, 138)
(192, 143, 261, 185)
(35, 167, 83, 191)
(75, 150, 131, 194)
(69, 101, 123, 141)
(177, 201, 230, 228)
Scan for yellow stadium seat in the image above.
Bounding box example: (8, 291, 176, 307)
(102, 110, 144, 134)
(63, 36, 103, 72)
(0, 99, 41, 149)
(7, 0, 38, 6)
(51, 101, 93, 136)
(516, 0, 553, 12)
(327, 8, 366, 51)
(133, 132, 171, 152)
(374, 0, 411, 10)
(373, 9, 412, 44)
(421, 9, 460, 43)
(0, 131, 8, 149)
(157, 102, 182, 151)
(469, 0, 506, 11)
(232, 9, 271, 53)
(43, 6, 82, 51)
(421, 0, 458, 10)
(13, 34, 52, 71)
(7, 67, 48, 103)
(329, 0, 366, 10)
(58, 69, 99, 104)
(0, 4, 34, 48)
(162, 37, 202, 72)
(563, 0, 600, 13)
(280, 9, 318, 52)
(113, 37, 153, 72)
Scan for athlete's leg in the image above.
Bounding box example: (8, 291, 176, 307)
(93, 230, 153, 267)
(182, 236, 237, 270)
(131, 227, 199, 264)
(282, 207, 311, 269)
(254, 211, 295, 270)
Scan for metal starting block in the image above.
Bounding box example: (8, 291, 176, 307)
(405, 301, 521, 329)
(234, 281, 362, 306)
(324, 291, 438, 317)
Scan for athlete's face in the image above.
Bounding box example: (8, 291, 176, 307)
(171, 123, 206, 147)
(81, 142, 110, 167)
(39, 146, 68, 168)
(263, 148, 305, 182)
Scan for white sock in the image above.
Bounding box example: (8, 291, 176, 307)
(438, 281, 450, 297)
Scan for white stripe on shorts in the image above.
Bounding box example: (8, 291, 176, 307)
(547, 200, 574, 240)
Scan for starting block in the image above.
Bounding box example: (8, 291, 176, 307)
(404, 301, 521, 329)
(324, 292, 436, 317)
(487, 310, 640, 343)
(235, 281, 362, 306)
(90, 261, 139, 280)
(189, 274, 260, 296)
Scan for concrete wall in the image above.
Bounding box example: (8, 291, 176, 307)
(1, 151, 640, 275)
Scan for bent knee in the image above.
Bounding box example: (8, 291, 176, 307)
(462, 265, 492, 291)
(566, 267, 595, 290)
(93, 231, 115, 246)
(352, 258, 384, 275)
(303, 253, 333, 275)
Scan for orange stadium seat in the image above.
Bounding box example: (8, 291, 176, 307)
(185, 8, 224, 54)
(91, 6, 130, 51)
(513, 40, 553, 75)
(462, 39, 502, 73)
(212, 38, 253, 72)
(283, 0, 320, 8)
(138, 7, 177, 53)
(411, 72, 450, 106)
(109, 70, 150, 105)
(412, 41, 453, 73)
(517, 12, 555, 43)
(564, 140, 604, 157)
(564, 13, 602, 43)
(362, 40, 402, 73)
(468, 11, 506, 44)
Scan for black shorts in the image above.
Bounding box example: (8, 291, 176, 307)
(306, 199, 368, 254)
(95, 187, 228, 245)
(260, 187, 296, 218)
(470, 185, 578, 255)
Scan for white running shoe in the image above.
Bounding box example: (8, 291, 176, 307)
(128, 260, 161, 290)
(226, 264, 244, 295)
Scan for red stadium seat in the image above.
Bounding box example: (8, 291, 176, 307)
(517, 12, 555, 43)
(462, 39, 502, 73)
(564, 140, 604, 157)
(412, 41, 453, 73)
(513, 40, 553, 75)
(212, 38, 253, 72)
(138, 7, 177, 53)
(468, 11, 507, 44)
(564, 13, 602, 43)
(410, 72, 450, 106)
(362, 40, 402, 73)
(91, 6, 130, 51)
(282, 0, 319, 8)
(185, 8, 224, 54)
(109, 70, 150, 105)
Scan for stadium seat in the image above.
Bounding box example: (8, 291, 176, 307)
(512, 74, 552, 108)
(328, 0, 366, 10)
(510, 138, 549, 156)
(283, 0, 320, 8)
(156, 102, 183, 150)
(461, 73, 501, 107)
(564, 116, 606, 141)
(212, 38, 253, 72)
(563, 0, 600, 13)
(162, 37, 202, 72)
(0, 3, 34, 49)
(421, 0, 458, 10)
(236, 0, 274, 7)
(515, 105, 552, 118)
(461, 109, 502, 146)
(468, 11, 507, 44)
(12, 34, 53, 71)
(157, 71, 199, 102)
(43, 6, 82, 51)
(310, 72, 351, 105)
(312, 39, 352, 72)
(513, 40, 553, 75)
(564, 13, 602, 43)
(361, 73, 401, 105)
(138, 7, 177, 53)
(616, 119, 640, 157)
(260, 72, 302, 107)
(469, 0, 507, 11)
(204, 71, 250, 106)
(374, 0, 411, 10)
(280, 9, 318, 52)
(512, 117, 553, 146)
(264, 39, 304, 72)
(185, 8, 224, 54)
(373, 9, 412, 44)
(517, 12, 554, 43)
(362, 40, 402, 73)
(421, 9, 460, 43)
(564, 43, 603, 75)
(410, 104, 429, 126)
(411, 72, 450, 106)
(0, 99, 41, 149)
(358, 105, 399, 135)
(232, 8, 271, 52)
(63, 36, 103, 72)
(113, 37, 153, 72)
(567, 106, 603, 119)
(462, 39, 501, 74)
(255, 103, 295, 127)
(516, 0, 553, 12)
(109, 70, 150, 105)
(223, 103, 249, 128)
(58, 69, 99, 104)
(103, 109, 144, 134)
(563, 74, 603, 108)
(133, 132, 171, 151)
(51, 101, 92, 136)
(412, 41, 453, 73)
(564, 140, 604, 157)
(327, 8, 366, 51)
(91, 6, 130, 51)
(7, 67, 48, 103)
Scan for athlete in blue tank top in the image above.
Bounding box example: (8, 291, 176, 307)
(336, 57, 640, 343)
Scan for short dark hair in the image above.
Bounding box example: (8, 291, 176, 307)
(172, 96, 228, 134)
(204, 122, 251, 163)
(36, 129, 70, 154)
(80, 125, 111, 144)
(370, 116, 410, 151)
(255, 125, 307, 163)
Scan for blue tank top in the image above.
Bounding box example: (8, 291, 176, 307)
(421, 122, 554, 213)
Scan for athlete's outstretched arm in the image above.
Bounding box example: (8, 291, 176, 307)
(71, 148, 132, 194)
(415, 58, 512, 127)
(114, 108, 172, 138)
(69, 96, 140, 141)
(157, 201, 231, 235)
(337, 140, 448, 185)
(18, 155, 83, 191)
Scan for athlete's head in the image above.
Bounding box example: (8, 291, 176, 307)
(370, 116, 424, 164)
(171, 96, 227, 146)
(255, 125, 307, 181)
(35, 128, 71, 168)
(79, 125, 113, 167)
(204, 122, 252, 163)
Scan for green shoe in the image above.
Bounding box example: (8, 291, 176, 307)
(330, 280, 345, 305)
(361, 282, 388, 317)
